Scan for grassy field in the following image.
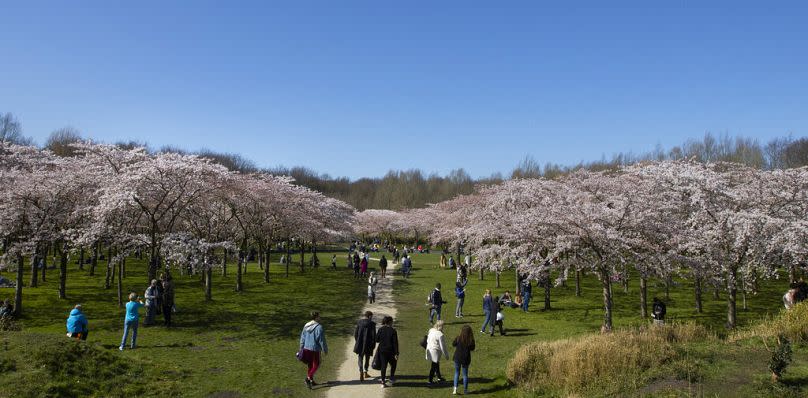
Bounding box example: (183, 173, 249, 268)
(0, 250, 367, 398)
(2, 249, 807, 397)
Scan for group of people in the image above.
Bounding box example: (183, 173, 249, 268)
(783, 279, 808, 309)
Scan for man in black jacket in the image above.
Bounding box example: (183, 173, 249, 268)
(652, 297, 666, 325)
(353, 311, 376, 381)
(429, 283, 447, 324)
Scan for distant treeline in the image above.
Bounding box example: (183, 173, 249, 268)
(2, 111, 807, 210)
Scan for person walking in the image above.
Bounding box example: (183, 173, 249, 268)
(353, 253, 361, 279)
(481, 289, 493, 334)
(331, 254, 337, 270)
(521, 279, 532, 312)
(490, 296, 505, 336)
(368, 272, 378, 304)
(162, 275, 175, 327)
(66, 304, 89, 340)
(119, 293, 145, 350)
(376, 315, 399, 388)
(402, 255, 412, 278)
(429, 283, 447, 324)
(300, 311, 328, 389)
(144, 280, 158, 326)
(379, 255, 388, 278)
(454, 280, 468, 317)
(425, 320, 449, 384)
(360, 256, 369, 278)
(452, 325, 476, 395)
(353, 311, 376, 382)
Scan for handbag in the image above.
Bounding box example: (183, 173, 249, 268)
(419, 334, 428, 349)
(371, 350, 382, 370)
(296, 348, 305, 362)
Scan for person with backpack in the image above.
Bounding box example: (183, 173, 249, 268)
(353, 311, 376, 382)
(452, 325, 476, 395)
(455, 280, 467, 318)
(429, 283, 447, 324)
(651, 297, 666, 325)
(376, 315, 399, 387)
(300, 311, 328, 389)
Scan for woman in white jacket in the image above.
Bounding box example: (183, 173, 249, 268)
(425, 320, 449, 384)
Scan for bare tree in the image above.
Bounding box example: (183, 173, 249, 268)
(45, 127, 83, 156)
(0, 113, 33, 145)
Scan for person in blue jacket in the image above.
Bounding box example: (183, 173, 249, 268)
(300, 311, 328, 389)
(66, 304, 89, 340)
(119, 292, 145, 351)
(481, 289, 493, 333)
(454, 280, 467, 317)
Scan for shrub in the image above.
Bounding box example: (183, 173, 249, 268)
(506, 323, 713, 395)
(730, 301, 808, 343)
(768, 334, 792, 382)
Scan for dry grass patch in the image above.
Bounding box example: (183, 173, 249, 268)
(730, 301, 808, 344)
(506, 323, 714, 396)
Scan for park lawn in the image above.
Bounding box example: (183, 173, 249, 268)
(0, 250, 367, 398)
(384, 252, 808, 397)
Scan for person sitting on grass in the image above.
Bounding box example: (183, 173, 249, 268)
(500, 291, 514, 308)
(0, 299, 13, 319)
(651, 297, 666, 325)
(66, 304, 89, 341)
(119, 293, 145, 350)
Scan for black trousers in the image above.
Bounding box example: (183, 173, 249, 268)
(491, 320, 505, 335)
(380, 352, 397, 381)
(429, 361, 443, 381)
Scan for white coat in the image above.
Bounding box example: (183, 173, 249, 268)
(425, 328, 449, 363)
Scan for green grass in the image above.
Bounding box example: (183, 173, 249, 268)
(0, 250, 366, 398)
(2, 249, 807, 397)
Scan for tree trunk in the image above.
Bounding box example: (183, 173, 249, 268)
(79, 247, 85, 271)
(122, 256, 126, 279)
(575, 269, 581, 297)
(299, 241, 305, 272)
(622, 263, 629, 294)
(727, 270, 737, 329)
(235, 249, 244, 292)
(89, 243, 98, 276)
(258, 248, 264, 271)
(41, 251, 47, 282)
(29, 253, 38, 288)
(105, 246, 112, 289)
(543, 278, 551, 311)
(515, 267, 521, 295)
(263, 248, 270, 283)
(117, 256, 123, 308)
(479, 268, 484, 281)
(286, 239, 291, 277)
(58, 242, 68, 300)
(694, 277, 703, 313)
(601, 268, 613, 331)
(789, 263, 797, 284)
(221, 248, 228, 277)
(640, 276, 648, 318)
(14, 254, 23, 317)
(205, 266, 212, 301)
(148, 227, 158, 283)
(664, 276, 670, 300)
(495, 272, 501, 288)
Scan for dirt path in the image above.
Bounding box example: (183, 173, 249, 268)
(325, 258, 398, 398)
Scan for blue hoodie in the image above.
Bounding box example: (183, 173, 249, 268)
(66, 308, 88, 333)
(299, 320, 328, 353)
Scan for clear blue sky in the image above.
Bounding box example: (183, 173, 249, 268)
(2, 1, 806, 179)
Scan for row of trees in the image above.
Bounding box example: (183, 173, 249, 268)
(0, 142, 354, 316)
(357, 161, 808, 330)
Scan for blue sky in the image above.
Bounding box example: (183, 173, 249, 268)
(2, 1, 806, 179)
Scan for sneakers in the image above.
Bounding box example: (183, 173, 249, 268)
(118, 346, 124, 351)
(453, 387, 458, 395)
(364, 372, 371, 379)
(380, 379, 387, 388)
(305, 378, 312, 389)
(360, 372, 364, 382)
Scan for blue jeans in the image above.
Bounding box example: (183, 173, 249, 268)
(454, 361, 469, 392)
(522, 293, 531, 312)
(120, 319, 139, 348)
(481, 310, 492, 332)
(455, 297, 464, 316)
(429, 305, 442, 323)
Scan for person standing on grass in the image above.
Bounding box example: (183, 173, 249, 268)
(521, 279, 532, 312)
(300, 311, 328, 389)
(455, 280, 467, 318)
(429, 283, 447, 324)
(440, 253, 447, 268)
(379, 255, 388, 278)
(162, 274, 175, 327)
(376, 315, 399, 388)
(652, 297, 666, 325)
(155, 274, 165, 316)
(143, 280, 158, 326)
(331, 254, 337, 270)
(353, 253, 361, 279)
(425, 320, 449, 384)
(490, 296, 505, 336)
(66, 304, 89, 341)
(481, 289, 493, 334)
(353, 311, 376, 382)
(452, 325, 476, 395)
(119, 293, 145, 350)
